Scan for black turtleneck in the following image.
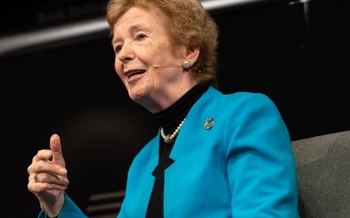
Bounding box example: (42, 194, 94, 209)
(146, 84, 209, 218)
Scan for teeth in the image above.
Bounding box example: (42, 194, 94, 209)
(127, 70, 145, 79)
(128, 73, 136, 79)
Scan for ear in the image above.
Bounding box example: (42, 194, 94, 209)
(184, 45, 200, 65)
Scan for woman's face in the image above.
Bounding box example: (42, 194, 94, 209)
(112, 6, 196, 113)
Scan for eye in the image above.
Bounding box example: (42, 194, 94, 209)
(136, 33, 147, 41)
(114, 44, 122, 54)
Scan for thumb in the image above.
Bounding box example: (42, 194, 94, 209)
(50, 133, 66, 167)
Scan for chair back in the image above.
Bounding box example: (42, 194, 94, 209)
(292, 130, 350, 218)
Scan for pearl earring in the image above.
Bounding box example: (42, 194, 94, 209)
(182, 60, 192, 69)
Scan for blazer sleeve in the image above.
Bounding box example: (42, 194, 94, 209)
(225, 93, 299, 217)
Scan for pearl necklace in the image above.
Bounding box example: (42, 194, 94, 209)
(160, 118, 185, 144)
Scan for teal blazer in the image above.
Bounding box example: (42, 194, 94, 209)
(38, 87, 300, 218)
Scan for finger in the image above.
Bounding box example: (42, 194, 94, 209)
(32, 149, 54, 163)
(50, 134, 65, 166)
(28, 178, 69, 193)
(27, 150, 52, 175)
(32, 172, 69, 185)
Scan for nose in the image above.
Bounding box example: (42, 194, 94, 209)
(117, 44, 134, 63)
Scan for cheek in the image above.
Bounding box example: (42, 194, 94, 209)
(114, 59, 123, 77)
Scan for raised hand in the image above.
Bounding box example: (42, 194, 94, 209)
(27, 134, 69, 217)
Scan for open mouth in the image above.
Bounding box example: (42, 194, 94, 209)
(126, 70, 146, 79)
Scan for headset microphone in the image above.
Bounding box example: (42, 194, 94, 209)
(152, 60, 192, 69)
(151, 65, 182, 68)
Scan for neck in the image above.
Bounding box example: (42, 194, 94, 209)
(140, 82, 199, 113)
(153, 84, 209, 133)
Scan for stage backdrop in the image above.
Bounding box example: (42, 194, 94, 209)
(1, 0, 349, 217)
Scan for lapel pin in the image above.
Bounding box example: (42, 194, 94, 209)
(204, 118, 215, 130)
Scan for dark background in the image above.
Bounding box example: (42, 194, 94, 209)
(1, 0, 349, 217)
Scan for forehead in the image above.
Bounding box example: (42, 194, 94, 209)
(114, 6, 168, 32)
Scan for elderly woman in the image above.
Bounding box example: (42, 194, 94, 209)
(27, 0, 300, 217)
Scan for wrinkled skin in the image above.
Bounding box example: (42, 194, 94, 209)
(27, 134, 69, 217)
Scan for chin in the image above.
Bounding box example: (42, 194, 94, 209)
(129, 92, 144, 103)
